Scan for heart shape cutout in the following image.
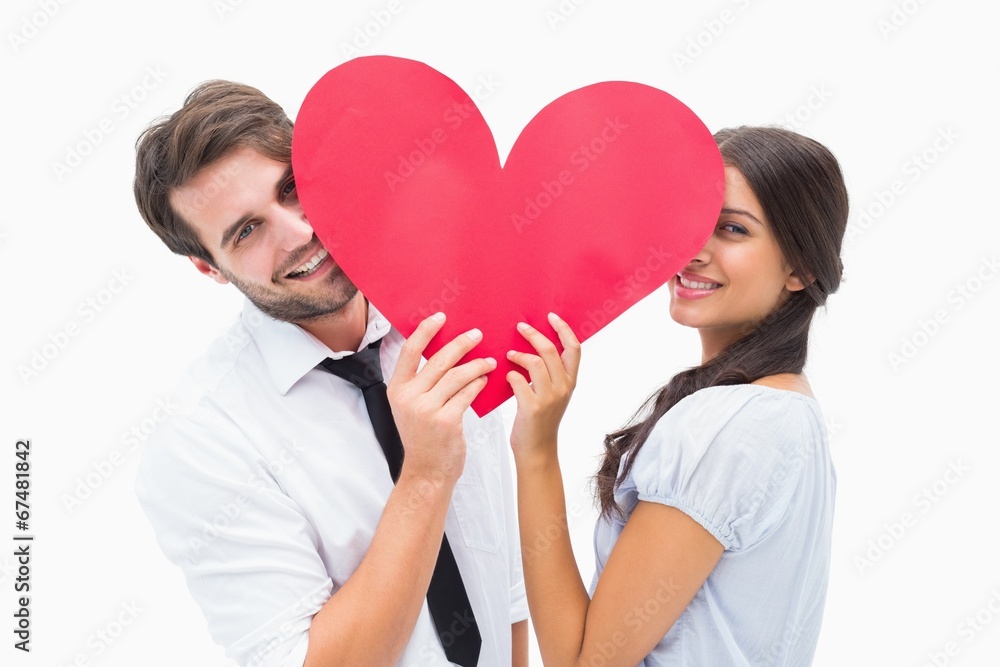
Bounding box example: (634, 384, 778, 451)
(293, 56, 724, 415)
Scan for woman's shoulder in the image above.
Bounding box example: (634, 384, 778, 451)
(676, 380, 820, 413)
(751, 373, 816, 399)
(626, 380, 832, 549)
(652, 380, 825, 445)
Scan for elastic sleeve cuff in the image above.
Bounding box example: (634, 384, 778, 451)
(635, 493, 735, 551)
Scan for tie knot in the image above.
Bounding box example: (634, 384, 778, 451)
(318, 339, 384, 390)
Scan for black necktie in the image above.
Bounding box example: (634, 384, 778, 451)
(318, 337, 482, 666)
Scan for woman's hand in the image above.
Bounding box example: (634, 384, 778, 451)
(506, 312, 581, 461)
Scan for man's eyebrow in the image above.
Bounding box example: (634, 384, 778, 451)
(219, 166, 294, 250)
(221, 213, 253, 250)
(720, 207, 764, 226)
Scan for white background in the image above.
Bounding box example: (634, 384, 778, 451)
(3, 0, 999, 665)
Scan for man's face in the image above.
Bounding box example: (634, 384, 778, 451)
(171, 147, 357, 323)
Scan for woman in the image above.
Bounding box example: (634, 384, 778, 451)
(505, 126, 848, 665)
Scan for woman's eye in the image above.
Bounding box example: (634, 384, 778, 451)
(237, 222, 256, 242)
(281, 178, 297, 199)
(721, 222, 749, 236)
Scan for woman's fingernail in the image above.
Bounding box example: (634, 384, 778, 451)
(507, 350, 516, 359)
(548, 312, 561, 322)
(466, 328, 483, 341)
(486, 357, 497, 367)
(431, 312, 445, 322)
(517, 322, 530, 332)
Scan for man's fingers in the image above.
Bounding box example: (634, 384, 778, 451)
(442, 373, 489, 416)
(411, 327, 485, 393)
(393, 312, 447, 384)
(427, 357, 496, 406)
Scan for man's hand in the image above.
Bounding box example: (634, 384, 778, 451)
(304, 312, 494, 667)
(387, 312, 495, 486)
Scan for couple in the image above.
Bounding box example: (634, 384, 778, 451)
(133, 79, 846, 667)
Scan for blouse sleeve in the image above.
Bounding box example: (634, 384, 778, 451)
(629, 386, 819, 551)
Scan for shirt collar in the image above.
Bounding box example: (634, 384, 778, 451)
(243, 296, 392, 396)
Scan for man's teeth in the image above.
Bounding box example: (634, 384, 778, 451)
(678, 274, 722, 290)
(288, 248, 329, 277)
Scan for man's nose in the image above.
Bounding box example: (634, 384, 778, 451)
(272, 203, 314, 251)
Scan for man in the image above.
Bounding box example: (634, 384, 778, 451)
(132, 80, 528, 666)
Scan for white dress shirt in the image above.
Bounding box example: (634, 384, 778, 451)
(135, 297, 527, 667)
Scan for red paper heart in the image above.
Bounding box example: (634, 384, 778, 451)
(293, 56, 723, 415)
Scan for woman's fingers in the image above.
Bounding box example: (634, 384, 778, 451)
(547, 312, 581, 382)
(511, 314, 581, 392)
(506, 349, 547, 388)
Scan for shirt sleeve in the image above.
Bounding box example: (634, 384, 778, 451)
(135, 404, 332, 667)
(629, 387, 815, 551)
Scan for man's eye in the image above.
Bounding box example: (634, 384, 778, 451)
(237, 222, 256, 242)
(281, 178, 297, 199)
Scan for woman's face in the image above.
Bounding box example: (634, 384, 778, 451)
(668, 165, 806, 355)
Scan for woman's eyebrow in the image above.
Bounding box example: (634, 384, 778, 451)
(720, 207, 764, 226)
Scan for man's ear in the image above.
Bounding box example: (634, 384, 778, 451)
(189, 256, 230, 285)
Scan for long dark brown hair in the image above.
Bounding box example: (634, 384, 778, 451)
(595, 126, 849, 518)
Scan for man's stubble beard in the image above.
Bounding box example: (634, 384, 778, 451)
(220, 263, 360, 323)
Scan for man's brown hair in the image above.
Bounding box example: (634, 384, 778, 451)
(133, 80, 293, 266)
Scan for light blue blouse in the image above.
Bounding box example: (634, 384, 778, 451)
(591, 384, 835, 666)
